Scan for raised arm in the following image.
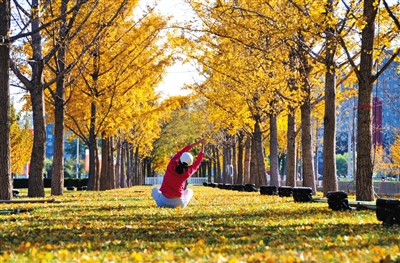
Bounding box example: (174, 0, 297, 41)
(191, 138, 206, 150)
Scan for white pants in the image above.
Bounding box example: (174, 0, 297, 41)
(151, 188, 193, 208)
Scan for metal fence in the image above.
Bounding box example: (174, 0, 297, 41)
(145, 177, 207, 185)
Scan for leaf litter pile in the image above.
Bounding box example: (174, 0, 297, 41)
(0, 186, 399, 263)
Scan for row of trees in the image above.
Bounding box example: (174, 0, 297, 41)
(174, 0, 399, 200)
(1, 0, 399, 201)
(0, 0, 184, 200)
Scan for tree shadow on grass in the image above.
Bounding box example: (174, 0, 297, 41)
(1, 201, 397, 257)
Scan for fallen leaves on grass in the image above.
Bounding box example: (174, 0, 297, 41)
(0, 186, 399, 263)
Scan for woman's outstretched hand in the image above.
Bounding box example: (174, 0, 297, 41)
(199, 138, 206, 152)
(192, 138, 206, 150)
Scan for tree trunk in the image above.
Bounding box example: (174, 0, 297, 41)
(269, 115, 280, 187)
(95, 142, 101, 190)
(297, 34, 316, 194)
(223, 145, 230, 184)
(279, 153, 286, 181)
(236, 132, 244, 184)
(314, 118, 319, 181)
(128, 150, 133, 185)
(301, 95, 316, 194)
(50, 0, 68, 196)
(50, 78, 65, 195)
(0, 0, 12, 200)
(100, 133, 109, 190)
(27, 0, 46, 198)
(286, 113, 297, 187)
(119, 140, 126, 188)
(87, 102, 97, 190)
(244, 136, 251, 183)
(322, 57, 338, 195)
(115, 139, 121, 188)
(132, 146, 137, 186)
(250, 133, 258, 185)
(207, 161, 212, 182)
(125, 142, 131, 187)
(28, 86, 46, 197)
(212, 148, 218, 183)
(355, 0, 378, 201)
(251, 121, 267, 187)
(216, 147, 222, 183)
(232, 137, 237, 184)
(286, 48, 298, 187)
(108, 136, 115, 189)
(321, 0, 339, 196)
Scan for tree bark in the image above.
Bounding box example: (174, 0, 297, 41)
(250, 133, 258, 185)
(269, 115, 280, 187)
(26, 0, 46, 198)
(28, 86, 46, 197)
(212, 148, 218, 183)
(314, 118, 319, 181)
(244, 136, 251, 183)
(125, 142, 131, 187)
(119, 140, 126, 188)
(286, 48, 298, 187)
(0, 0, 12, 200)
(95, 142, 101, 190)
(232, 137, 237, 184)
(131, 146, 137, 186)
(298, 34, 316, 194)
(51, 0, 68, 196)
(216, 147, 222, 183)
(355, 0, 378, 201)
(134, 146, 138, 186)
(279, 153, 286, 181)
(115, 139, 121, 188)
(322, 0, 339, 196)
(286, 113, 297, 187)
(236, 132, 244, 184)
(108, 136, 115, 189)
(87, 101, 98, 190)
(251, 121, 267, 187)
(222, 144, 231, 184)
(300, 94, 316, 194)
(322, 57, 338, 195)
(50, 77, 65, 195)
(100, 133, 109, 190)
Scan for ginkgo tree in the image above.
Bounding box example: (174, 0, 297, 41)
(8, 0, 130, 197)
(59, 7, 175, 190)
(37, 0, 128, 195)
(46, 0, 144, 194)
(189, 91, 251, 184)
(113, 92, 185, 188)
(179, 0, 329, 190)
(180, 0, 400, 199)
(338, 0, 400, 200)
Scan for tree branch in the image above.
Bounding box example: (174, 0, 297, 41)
(383, 0, 400, 30)
(9, 59, 32, 89)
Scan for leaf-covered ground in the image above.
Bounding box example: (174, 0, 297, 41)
(0, 186, 399, 263)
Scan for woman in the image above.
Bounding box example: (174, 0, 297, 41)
(151, 139, 205, 208)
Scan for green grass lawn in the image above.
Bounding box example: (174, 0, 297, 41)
(0, 186, 399, 263)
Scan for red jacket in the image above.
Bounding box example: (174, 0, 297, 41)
(160, 145, 204, 198)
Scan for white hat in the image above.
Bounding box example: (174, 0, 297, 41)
(180, 152, 194, 166)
